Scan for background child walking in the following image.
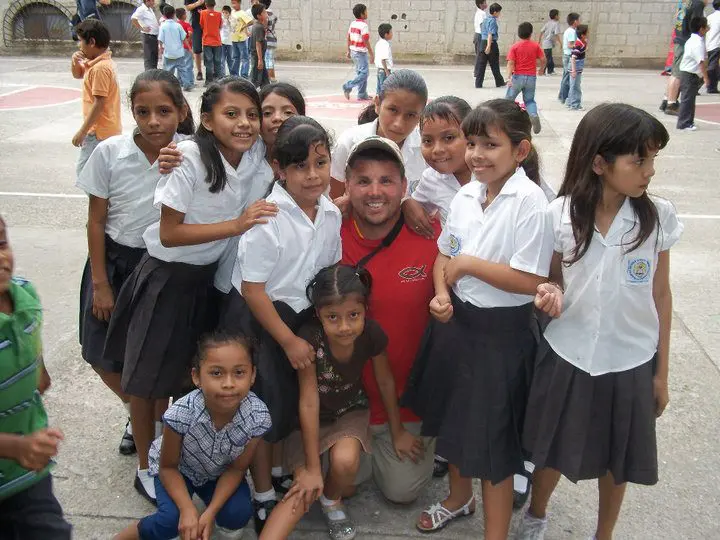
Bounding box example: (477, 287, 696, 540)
(114, 334, 271, 540)
(343, 3, 374, 100)
(220, 5, 235, 76)
(250, 3, 270, 88)
(538, 9, 561, 75)
(199, 0, 223, 84)
(677, 16, 710, 131)
(505, 22, 546, 133)
(567, 24, 589, 111)
(516, 103, 682, 540)
(374, 23, 393, 95)
(157, 5, 187, 83)
(261, 265, 420, 540)
(476, 3, 505, 88)
(175, 7, 195, 91)
(559, 12, 580, 104)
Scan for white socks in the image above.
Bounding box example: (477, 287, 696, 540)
(514, 461, 535, 493)
(254, 488, 276, 503)
(137, 468, 156, 499)
(320, 494, 346, 520)
(271, 466, 286, 477)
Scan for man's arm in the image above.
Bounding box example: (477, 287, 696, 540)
(186, 0, 204, 10)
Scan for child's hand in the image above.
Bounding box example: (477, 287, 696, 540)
(282, 336, 315, 370)
(570, 70, 576, 78)
(429, 294, 453, 323)
(158, 141, 183, 174)
(402, 198, 435, 239)
(18, 428, 63, 471)
(92, 281, 115, 322)
(534, 282, 563, 318)
(178, 505, 200, 540)
(71, 51, 86, 65)
(284, 466, 323, 514)
(197, 508, 217, 540)
(72, 129, 87, 147)
(332, 194, 350, 217)
(392, 428, 424, 463)
(653, 376, 669, 417)
(443, 255, 469, 287)
(235, 200, 278, 234)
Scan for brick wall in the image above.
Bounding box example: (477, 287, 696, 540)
(1, 0, 682, 66)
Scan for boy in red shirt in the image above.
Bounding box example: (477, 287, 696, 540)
(175, 7, 195, 90)
(505, 22, 546, 134)
(199, 0, 223, 84)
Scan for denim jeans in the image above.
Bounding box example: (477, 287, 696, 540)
(558, 54, 571, 102)
(220, 43, 234, 77)
(76, 132, 100, 178)
(162, 56, 183, 81)
(567, 70, 583, 109)
(377, 68, 389, 95)
(178, 49, 194, 89)
(203, 45, 222, 83)
(343, 51, 369, 98)
(505, 75, 538, 116)
(543, 48, 555, 74)
(138, 476, 252, 540)
(232, 40, 249, 77)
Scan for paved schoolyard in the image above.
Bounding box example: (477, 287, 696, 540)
(1, 56, 719, 539)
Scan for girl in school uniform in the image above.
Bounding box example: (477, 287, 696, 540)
(104, 77, 278, 504)
(114, 333, 271, 540)
(76, 69, 193, 457)
(329, 69, 428, 201)
(219, 115, 342, 533)
(260, 264, 420, 540)
(259, 82, 306, 175)
(515, 103, 682, 540)
(406, 99, 554, 538)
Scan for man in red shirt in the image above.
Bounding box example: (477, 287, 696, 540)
(340, 136, 439, 504)
(505, 21, 546, 134)
(199, 0, 223, 84)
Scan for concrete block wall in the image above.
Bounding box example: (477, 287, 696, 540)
(1, 0, 680, 66)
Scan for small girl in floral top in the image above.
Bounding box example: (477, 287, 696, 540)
(261, 264, 421, 540)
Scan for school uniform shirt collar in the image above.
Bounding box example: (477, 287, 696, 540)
(85, 50, 112, 69)
(365, 119, 421, 154)
(0, 279, 40, 325)
(560, 196, 637, 244)
(464, 167, 527, 202)
(222, 137, 266, 173)
(269, 182, 338, 225)
(116, 131, 195, 163)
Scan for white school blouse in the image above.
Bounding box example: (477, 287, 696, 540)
(330, 119, 427, 195)
(76, 132, 191, 248)
(143, 138, 269, 266)
(544, 196, 683, 376)
(438, 168, 554, 308)
(411, 168, 463, 226)
(233, 182, 342, 313)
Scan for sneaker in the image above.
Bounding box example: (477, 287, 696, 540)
(253, 498, 277, 535)
(530, 115, 542, 134)
(357, 95, 372, 101)
(679, 125, 698, 132)
(134, 468, 157, 506)
(271, 474, 294, 496)
(321, 500, 356, 540)
(343, 87, 351, 100)
(118, 419, 136, 456)
(514, 510, 548, 540)
(664, 103, 679, 116)
(215, 525, 245, 539)
(659, 99, 667, 112)
(432, 457, 449, 478)
(197, 71, 203, 81)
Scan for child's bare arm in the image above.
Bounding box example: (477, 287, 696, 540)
(297, 366, 321, 472)
(0, 429, 63, 471)
(653, 250, 672, 416)
(72, 96, 106, 147)
(87, 196, 115, 321)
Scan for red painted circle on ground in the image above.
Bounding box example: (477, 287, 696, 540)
(0, 86, 82, 110)
(696, 103, 720, 124)
(306, 94, 373, 120)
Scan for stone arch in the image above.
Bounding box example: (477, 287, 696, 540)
(97, 0, 141, 42)
(3, 0, 72, 45)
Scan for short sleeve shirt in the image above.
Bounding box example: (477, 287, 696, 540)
(481, 15, 499, 40)
(131, 3, 159, 34)
(680, 33, 706, 75)
(411, 169, 463, 227)
(438, 168, 553, 308)
(473, 8, 487, 33)
(82, 54, 122, 140)
(158, 19, 187, 59)
(200, 9, 222, 46)
(374, 38, 393, 69)
(508, 39, 544, 75)
(562, 27, 577, 55)
(298, 319, 388, 422)
(348, 19, 370, 52)
(545, 196, 683, 376)
(230, 9, 253, 41)
(250, 22, 267, 60)
(540, 20, 561, 49)
(148, 389, 271, 486)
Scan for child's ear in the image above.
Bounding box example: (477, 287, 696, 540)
(592, 154, 607, 176)
(191, 367, 201, 387)
(515, 139, 531, 163)
(200, 112, 213, 132)
(374, 96, 381, 116)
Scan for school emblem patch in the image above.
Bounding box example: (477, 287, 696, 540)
(449, 234, 461, 256)
(627, 258, 651, 283)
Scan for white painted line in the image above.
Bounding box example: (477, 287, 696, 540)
(0, 86, 36, 98)
(0, 99, 82, 112)
(678, 214, 720, 219)
(0, 192, 85, 199)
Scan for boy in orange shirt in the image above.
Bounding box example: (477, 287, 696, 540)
(70, 19, 121, 178)
(199, 0, 223, 84)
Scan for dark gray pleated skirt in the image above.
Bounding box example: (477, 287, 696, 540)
(218, 289, 311, 443)
(79, 236, 146, 372)
(405, 293, 536, 485)
(102, 254, 218, 399)
(523, 339, 658, 486)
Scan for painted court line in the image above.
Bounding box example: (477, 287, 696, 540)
(2, 192, 720, 220)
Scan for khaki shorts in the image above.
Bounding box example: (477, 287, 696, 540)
(355, 422, 435, 504)
(672, 43, 684, 77)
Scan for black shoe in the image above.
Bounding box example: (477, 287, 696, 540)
(659, 99, 667, 112)
(433, 457, 449, 478)
(271, 474, 294, 496)
(707, 89, 719, 94)
(512, 469, 533, 510)
(119, 420, 136, 456)
(496, 81, 507, 87)
(665, 103, 679, 116)
(253, 499, 277, 535)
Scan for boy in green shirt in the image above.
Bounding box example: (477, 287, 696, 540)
(0, 215, 71, 538)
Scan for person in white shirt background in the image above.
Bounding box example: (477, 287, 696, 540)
(677, 16, 710, 131)
(516, 103, 682, 540)
(705, 0, 720, 93)
(131, 0, 160, 70)
(220, 4, 235, 76)
(473, 0, 488, 84)
(375, 23, 394, 95)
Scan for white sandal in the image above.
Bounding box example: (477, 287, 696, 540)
(416, 496, 476, 533)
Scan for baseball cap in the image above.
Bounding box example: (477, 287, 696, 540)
(345, 136, 406, 177)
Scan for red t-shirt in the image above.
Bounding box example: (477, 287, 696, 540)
(200, 9, 222, 46)
(179, 20, 193, 51)
(341, 218, 440, 425)
(508, 39, 544, 76)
